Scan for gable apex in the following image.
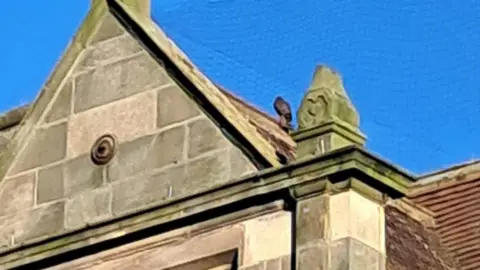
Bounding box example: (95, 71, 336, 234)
(93, 0, 151, 17)
(108, 0, 283, 167)
(0, 0, 297, 254)
(0, 0, 289, 183)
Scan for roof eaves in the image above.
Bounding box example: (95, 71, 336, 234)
(417, 159, 480, 182)
(411, 160, 480, 196)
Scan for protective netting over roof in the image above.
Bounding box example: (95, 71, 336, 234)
(152, 0, 480, 174)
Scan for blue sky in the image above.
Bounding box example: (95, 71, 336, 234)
(1, 1, 479, 174)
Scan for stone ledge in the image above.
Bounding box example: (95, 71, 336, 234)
(0, 146, 414, 269)
(291, 120, 366, 146)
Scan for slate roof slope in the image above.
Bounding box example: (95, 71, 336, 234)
(409, 160, 480, 270)
(217, 85, 296, 162)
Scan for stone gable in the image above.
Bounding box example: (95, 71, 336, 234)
(0, 1, 465, 269)
(0, 12, 256, 250)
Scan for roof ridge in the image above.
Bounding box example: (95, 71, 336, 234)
(409, 170, 480, 200)
(215, 84, 278, 124)
(418, 159, 480, 180)
(411, 160, 480, 196)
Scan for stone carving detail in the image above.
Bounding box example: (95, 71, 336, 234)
(90, 134, 117, 166)
(298, 90, 330, 130)
(297, 65, 359, 130)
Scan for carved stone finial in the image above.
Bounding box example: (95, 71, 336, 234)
(293, 65, 365, 158)
(297, 65, 359, 131)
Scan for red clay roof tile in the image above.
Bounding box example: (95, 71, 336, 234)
(410, 162, 480, 270)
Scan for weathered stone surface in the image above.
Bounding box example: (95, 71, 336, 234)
(348, 192, 385, 254)
(0, 135, 10, 153)
(0, 105, 27, 131)
(64, 154, 103, 197)
(0, 173, 34, 217)
(107, 126, 185, 182)
(74, 52, 168, 113)
(281, 255, 291, 270)
(48, 216, 244, 270)
(37, 164, 64, 204)
(297, 245, 328, 270)
(157, 85, 200, 128)
(265, 257, 281, 270)
(14, 201, 65, 244)
(0, 123, 21, 138)
(296, 195, 328, 246)
(68, 91, 156, 158)
(0, 119, 21, 153)
(294, 65, 365, 159)
(242, 211, 291, 266)
(168, 260, 233, 270)
(188, 118, 228, 159)
(106, 134, 155, 182)
(210, 265, 234, 270)
(164, 249, 237, 270)
(242, 263, 265, 270)
(330, 238, 385, 270)
(329, 238, 349, 270)
(79, 35, 142, 71)
(150, 126, 186, 169)
(0, 215, 13, 249)
(112, 164, 186, 215)
(0, 125, 21, 153)
(90, 14, 125, 44)
(0, 4, 296, 261)
(297, 65, 359, 130)
(330, 191, 384, 253)
(230, 147, 256, 178)
(9, 122, 67, 175)
(349, 238, 385, 270)
(43, 81, 72, 124)
(65, 187, 112, 230)
(186, 150, 230, 193)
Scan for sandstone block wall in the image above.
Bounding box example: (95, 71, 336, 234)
(295, 190, 386, 270)
(46, 208, 292, 270)
(0, 13, 256, 251)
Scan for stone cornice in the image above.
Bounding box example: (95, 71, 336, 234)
(0, 145, 415, 269)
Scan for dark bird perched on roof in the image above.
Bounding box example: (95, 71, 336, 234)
(273, 96, 293, 133)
